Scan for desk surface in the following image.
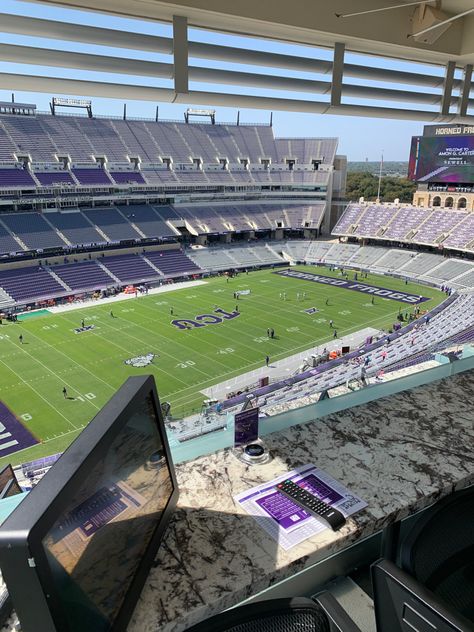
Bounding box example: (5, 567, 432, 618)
(128, 369, 474, 632)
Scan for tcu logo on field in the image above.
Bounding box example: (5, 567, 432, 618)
(172, 308, 240, 330)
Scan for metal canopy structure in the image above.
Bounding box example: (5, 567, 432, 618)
(0, 0, 472, 122)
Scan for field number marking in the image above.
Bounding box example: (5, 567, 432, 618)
(338, 310, 352, 316)
(253, 336, 268, 344)
(217, 348, 234, 355)
(76, 393, 97, 402)
(286, 327, 300, 332)
(42, 324, 59, 330)
(155, 301, 168, 305)
(176, 360, 196, 368)
(21, 413, 32, 421)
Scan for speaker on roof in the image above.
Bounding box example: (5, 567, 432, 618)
(410, 5, 452, 44)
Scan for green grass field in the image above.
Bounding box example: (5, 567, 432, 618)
(0, 265, 445, 467)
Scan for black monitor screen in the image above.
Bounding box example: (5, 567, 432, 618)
(41, 393, 173, 631)
(0, 376, 178, 632)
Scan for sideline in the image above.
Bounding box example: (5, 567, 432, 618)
(34, 279, 209, 315)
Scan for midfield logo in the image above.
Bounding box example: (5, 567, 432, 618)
(172, 307, 240, 330)
(124, 353, 155, 368)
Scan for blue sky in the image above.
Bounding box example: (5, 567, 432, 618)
(0, 0, 439, 162)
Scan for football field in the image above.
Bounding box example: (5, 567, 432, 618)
(0, 265, 445, 467)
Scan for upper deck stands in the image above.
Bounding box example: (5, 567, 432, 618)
(0, 112, 336, 168)
(72, 168, 113, 186)
(0, 169, 36, 188)
(34, 171, 75, 186)
(110, 171, 146, 185)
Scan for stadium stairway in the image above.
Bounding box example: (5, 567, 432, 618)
(97, 260, 120, 283)
(141, 255, 164, 276)
(116, 208, 147, 239)
(41, 215, 72, 248)
(47, 269, 72, 292)
(0, 218, 27, 252)
(0, 287, 14, 310)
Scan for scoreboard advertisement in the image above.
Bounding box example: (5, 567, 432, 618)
(408, 134, 474, 184)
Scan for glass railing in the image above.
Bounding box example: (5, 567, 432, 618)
(168, 345, 474, 464)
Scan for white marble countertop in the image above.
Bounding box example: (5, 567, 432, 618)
(127, 370, 474, 632)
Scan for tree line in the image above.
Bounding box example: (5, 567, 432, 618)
(345, 171, 416, 203)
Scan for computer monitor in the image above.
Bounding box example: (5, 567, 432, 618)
(371, 559, 472, 632)
(0, 375, 179, 632)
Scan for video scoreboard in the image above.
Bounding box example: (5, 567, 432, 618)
(408, 124, 474, 184)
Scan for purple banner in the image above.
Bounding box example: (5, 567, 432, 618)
(274, 269, 430, 304)
(234, 407, 259, 447)
(0, 401, 39, 457)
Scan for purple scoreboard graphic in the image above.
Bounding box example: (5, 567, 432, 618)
(408, 135, 474, 183)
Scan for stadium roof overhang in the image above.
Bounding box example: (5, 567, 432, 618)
(2, 0, 474, 122)
(29, 0, 474, 65)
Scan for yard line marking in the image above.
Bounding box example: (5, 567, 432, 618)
(7, 338, 101, 412)
(0, 356, 79, 431)
(55, 312, 193, 389)
(9, 322, 117, 395)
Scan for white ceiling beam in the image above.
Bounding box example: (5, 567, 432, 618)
(0, 43, 173, 78)
(0, 43, 472, 109)
(1, 71, 473, 123)
(0, 13, 463, 90)
(0, 12, 171, 53)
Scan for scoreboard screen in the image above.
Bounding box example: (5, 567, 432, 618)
(408, 135, 474, 183)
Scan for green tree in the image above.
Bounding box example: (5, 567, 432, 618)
(345, 172, 416, 203)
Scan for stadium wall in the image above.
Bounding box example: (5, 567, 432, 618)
(413, 189, 474, 211)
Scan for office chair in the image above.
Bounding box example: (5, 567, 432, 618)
(371, 558, 473, 632)
(184, 594, 362, 632)
(399, 486, 474, 622)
